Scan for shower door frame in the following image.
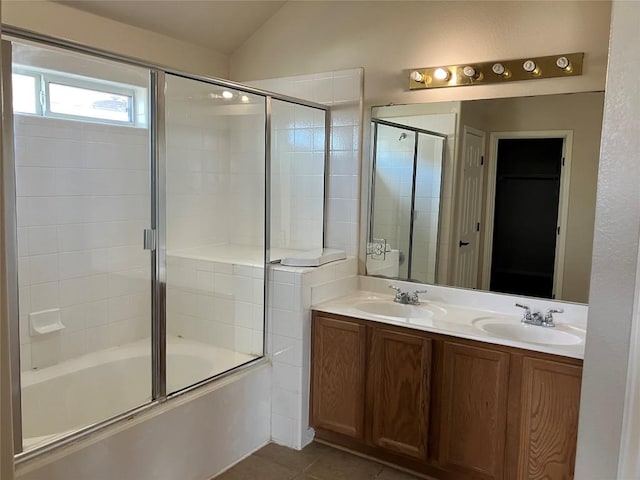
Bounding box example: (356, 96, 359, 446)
(1, 25, 330, 462)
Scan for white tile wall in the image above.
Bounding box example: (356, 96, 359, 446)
(166, 255, 264, 356)
(270, 101, 325, 252)
(267, 257, 358, 448)
(14, 114, 151, 371)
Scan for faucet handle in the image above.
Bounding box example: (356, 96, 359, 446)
(413, 289, 428, 295)
(515, 303, 532, 320)
(389, 285, 402, 293)
(544, 308, 564, 325)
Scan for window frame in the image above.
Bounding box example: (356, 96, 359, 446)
(11, 68, 43, 116)
(12, 66, 141, 127)
(43, 72, 136, 125)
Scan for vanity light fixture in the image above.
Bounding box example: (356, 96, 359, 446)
(408, 52, 583, 90)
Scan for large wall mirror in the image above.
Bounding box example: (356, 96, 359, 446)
(366, 91, 605, 304)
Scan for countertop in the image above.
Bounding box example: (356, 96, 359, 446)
(312, 290, 585, 359)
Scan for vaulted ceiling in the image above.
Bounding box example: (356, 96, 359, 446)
(55, 0, 287, 54)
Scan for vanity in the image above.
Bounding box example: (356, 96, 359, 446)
(310, 284, 585, 480)
(307, 75, 601, 479)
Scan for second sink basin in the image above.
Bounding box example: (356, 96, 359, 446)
(472, 317, 584, 346)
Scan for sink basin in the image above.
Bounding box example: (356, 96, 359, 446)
(472, 317, 584, 346)
(354, 301, 447, 321)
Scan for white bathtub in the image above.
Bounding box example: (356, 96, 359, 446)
(21, 336, 257, 450)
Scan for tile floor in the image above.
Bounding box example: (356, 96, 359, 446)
(213, 442, 425, 480)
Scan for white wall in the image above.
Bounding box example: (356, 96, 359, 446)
(575, 1, 640, 477)
(2, 0, 228, 78)
(231, 1, 611, 106)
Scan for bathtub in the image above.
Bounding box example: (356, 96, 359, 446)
(20, 336, 257, 450)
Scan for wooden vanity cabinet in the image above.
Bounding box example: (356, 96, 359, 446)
(310, 315, 367, 439)
(367, 327, 432, 460)
(310, 311, 583, 480)
(508, 356, 583, 480)
(438, 342, 510, 479)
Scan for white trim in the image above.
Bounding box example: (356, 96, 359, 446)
(481, 130, 573, 300)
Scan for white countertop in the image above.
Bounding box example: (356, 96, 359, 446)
(313, 290, 585, 359)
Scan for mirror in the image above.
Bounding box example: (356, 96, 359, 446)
(366, 92, 605, 304)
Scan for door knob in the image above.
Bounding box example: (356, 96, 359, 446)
(459, 241, 470, 247)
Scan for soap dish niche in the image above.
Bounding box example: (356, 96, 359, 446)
(29, 308, 65, 336)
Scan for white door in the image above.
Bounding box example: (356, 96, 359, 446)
(455, 127, 485, 288)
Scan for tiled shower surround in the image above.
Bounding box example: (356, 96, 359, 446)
(249, 68, 363, 448)
(15, 114, 151, 370)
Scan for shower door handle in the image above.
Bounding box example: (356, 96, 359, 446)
(459, 240, 470, 247)
(143, 229, 157, 251)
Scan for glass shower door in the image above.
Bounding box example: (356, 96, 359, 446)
(367, 122, 416, 279)
(7, 39, 153, 452)
(164, 74, 266, 394)
(367, 120, 446, 283)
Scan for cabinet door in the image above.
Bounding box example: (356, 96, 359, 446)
(368, 327, 432, 460)
(439, 341, 510, 479)
(517, 357, 582, 480)
(311, 315, 367, 439)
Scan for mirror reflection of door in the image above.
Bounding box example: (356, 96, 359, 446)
(484, 133, 571, 299)
(367, 119, 447, 284)
(455, 127, 486, 288)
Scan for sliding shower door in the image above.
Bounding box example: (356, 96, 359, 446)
(6, 39, 153, 452)
(164, 74, 266, 394)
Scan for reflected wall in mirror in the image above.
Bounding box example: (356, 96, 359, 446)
(366, 92, 605, 304)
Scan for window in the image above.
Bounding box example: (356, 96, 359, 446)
(48, 83, 133, 123)
(12, 66, 143, 126)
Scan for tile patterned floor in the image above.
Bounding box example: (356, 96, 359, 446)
(213, 442, 424, 480)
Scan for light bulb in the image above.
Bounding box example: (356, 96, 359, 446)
(492, 63, 506, 75)
(523, 60, 539, 74)
(462, 66, 477, 78)
(556, 56, 572, 71)
(433, 68, 450, 81)
(222, 90, 234, 99)
(410, 71, 425, 83)
(241, 95, 250, 103)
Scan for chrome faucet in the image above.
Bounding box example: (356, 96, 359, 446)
(515, 303, 563, 327)
(389, 285, 427, 305)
